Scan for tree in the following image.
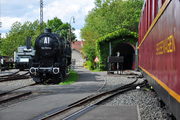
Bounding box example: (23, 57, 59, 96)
(94, 0, 103, 8)
(0, 17, 76, 56)
(81, 0, 143, 69)
(47, 17, 76, 41)
(0, 20, 44, 56)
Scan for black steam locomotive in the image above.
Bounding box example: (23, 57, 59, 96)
(14, 37, 35, 71)
(29, 29, 72, 83)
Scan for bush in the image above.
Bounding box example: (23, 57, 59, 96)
(59, 70, 78, 85)
(84, 60, 95, 70)
(96, 29, 138, 70)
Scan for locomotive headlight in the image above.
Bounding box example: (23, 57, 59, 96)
(30, 67, 37, 74)
(20, 58, 29, 62)
(53, 67, 59, 74)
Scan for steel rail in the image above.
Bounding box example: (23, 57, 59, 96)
(0, 81, 35, 104)
(0, 72, 30, 82)
(0, 70, 20, 77)
(63, 81, 146, 120)
(0, 71, 29, 78)
(32, 79, 147, 120)
(0, 75, 30, 82)
(0, 91, 32, 104)
(0, 83, 36, 96)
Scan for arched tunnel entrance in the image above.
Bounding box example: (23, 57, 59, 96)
(112, 43, 135, 70)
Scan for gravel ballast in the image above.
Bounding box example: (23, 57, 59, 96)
(0, 78, 35, 93)
(98, 73, 170, 120)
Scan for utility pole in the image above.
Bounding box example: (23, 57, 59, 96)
(69, 16, 75, 42)
(0, 19, 1, 40)
(40, 0, 43, 33)
(0, 0, 2, 41)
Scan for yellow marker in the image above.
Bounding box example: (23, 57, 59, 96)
(156, 35, 176, 55)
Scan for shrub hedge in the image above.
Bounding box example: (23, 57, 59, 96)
(96, 28, 138, 70)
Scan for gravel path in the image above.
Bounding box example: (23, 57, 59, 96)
(72, 50, 85, 67)
(104, 89, 169, 120)
(99, 73, 170, 120)
(0, 78, 35, 94)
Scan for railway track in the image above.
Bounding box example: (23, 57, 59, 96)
(0, 83, 36, 104)
(0, 71, 30, 82)
(0, 70, 20, 77)
(0, 70, 35, 104)
(33, 78, 147, 120)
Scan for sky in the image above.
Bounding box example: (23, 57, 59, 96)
(0, 0, 95, 40)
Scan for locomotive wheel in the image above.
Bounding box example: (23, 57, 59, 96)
(50, 74, 63, 84)
(20, 68, 24, 71)
(33, 77, 42, 83)
(51, 77, 61, 84)
(61, 68, 68, 79)
(62, 71, 66, 79)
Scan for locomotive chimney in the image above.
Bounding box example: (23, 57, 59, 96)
(44, 28, 52, 33)
(26, 37, 31, 49)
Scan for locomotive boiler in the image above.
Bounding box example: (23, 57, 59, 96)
(30, 28, 71, 84)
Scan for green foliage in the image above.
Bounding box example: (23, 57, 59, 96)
(96, 28, 138, 47)
(81, 0, 143, 39)
(59, 70, 78, 85)
(81, 0, 143, 70)
(0, 21, 43, 56)
(91, 68, 101, 72)
(47, 17, 63, 32)
(94, 0, 103, 8)
(0, 17, 76, 56)
(84, 60, 95, 70)
(47, 17, 76, 41)
(82, 41, 96, 61)
(96, 29, 138, 70)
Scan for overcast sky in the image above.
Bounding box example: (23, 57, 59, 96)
(0, 0, 95, 40)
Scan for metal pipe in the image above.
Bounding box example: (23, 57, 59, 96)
(68, 16, 75, 42)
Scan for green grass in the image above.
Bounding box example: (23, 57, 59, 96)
(91, 69, 101, 72)
(59, 70, 78, 85)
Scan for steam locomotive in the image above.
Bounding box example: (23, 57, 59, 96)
(29, 29, 71, 84)
(14, 37, 35, 70)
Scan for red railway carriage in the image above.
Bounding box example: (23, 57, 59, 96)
(138, 0, 180, 119)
